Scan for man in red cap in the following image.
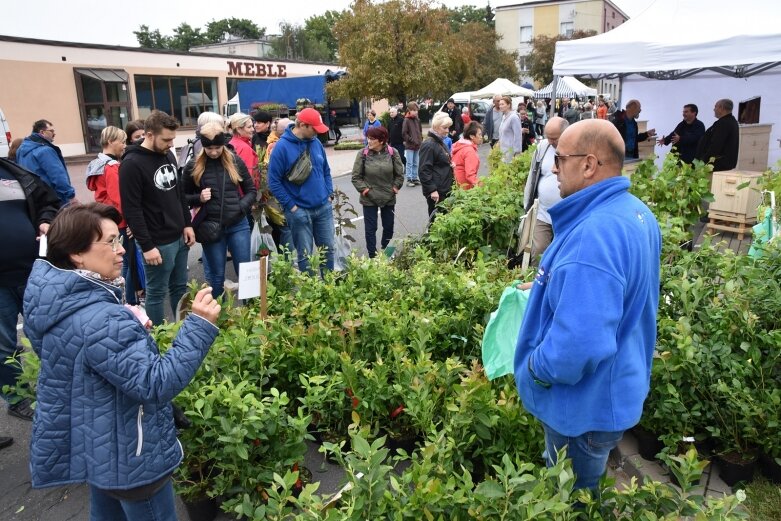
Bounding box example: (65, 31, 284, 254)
(267, 108, 335, 274)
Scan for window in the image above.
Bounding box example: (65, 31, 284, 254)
(560, 22, 574, 37)
(133, 75, 218, 125)
(518, 55, 530, 72)
(612, 11, 616, 19)
(520, 26, 533, 42)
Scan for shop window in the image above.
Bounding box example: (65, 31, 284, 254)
(134, 75, 218, 126)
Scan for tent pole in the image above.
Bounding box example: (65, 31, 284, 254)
(549, 76, 559, 118)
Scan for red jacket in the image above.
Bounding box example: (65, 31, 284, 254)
(451, 138, 479, 190)
(229, 135, 259, 188)
(86, 154, 125, 227)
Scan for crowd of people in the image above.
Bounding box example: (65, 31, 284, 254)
(0, 89, 747, 516)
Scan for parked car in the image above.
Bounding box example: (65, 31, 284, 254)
(435, 99, 493, 124)
(0, 107, 11, 158)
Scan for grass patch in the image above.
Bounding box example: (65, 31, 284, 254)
(334, 141, 364, 150)
(743, 477, 781, 520)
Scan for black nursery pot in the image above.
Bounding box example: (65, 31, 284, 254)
(183, 495, 219, 521)
(385, 431, 422, 456)
(631, 425, 664, 461)
(718, 452, 757, 487)
(759, 453, 781, 484)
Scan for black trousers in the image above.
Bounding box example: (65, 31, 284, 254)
(363, 204, 395, 257)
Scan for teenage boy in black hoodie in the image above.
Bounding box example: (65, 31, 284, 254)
(119, 111, 194, 325)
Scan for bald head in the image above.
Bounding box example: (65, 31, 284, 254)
(552, 119, 625, 198)
(544, 116, 569, 148)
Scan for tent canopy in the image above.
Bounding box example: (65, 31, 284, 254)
(553, 0, 781, 78)
(472, 78, 534, 99)
(535, 76, 596, 99)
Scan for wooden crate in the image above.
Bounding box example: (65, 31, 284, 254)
(709, 170, 763, 219)
(737, 124, 772, 171)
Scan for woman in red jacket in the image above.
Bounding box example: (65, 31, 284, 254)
(228, 112, 259, 188)
(451, 121, 483, 190)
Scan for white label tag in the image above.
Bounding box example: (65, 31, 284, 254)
(38, 235, 47, 257)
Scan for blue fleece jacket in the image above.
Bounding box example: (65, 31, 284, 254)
(16, 134, 75, 204)
(267, 128, 333, 211)
(514, 176, 661, 437)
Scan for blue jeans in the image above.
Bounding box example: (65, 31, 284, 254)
(542, 423, 624, 491)
(201, 219, 251, 298)
(284, 202, 335, 275)
(89, 480, 177, 521)
(0, 285, 25, 403)
(143, 238, 189, 326)
(363, 205, 394, 258)
(404, 149, 419, 181)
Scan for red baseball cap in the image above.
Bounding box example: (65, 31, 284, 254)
(296, 108, 330, 134)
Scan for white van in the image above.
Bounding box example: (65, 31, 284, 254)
(0, 107, 10, 158)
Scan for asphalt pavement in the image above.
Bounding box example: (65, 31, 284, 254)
(1, 128, 492, 520)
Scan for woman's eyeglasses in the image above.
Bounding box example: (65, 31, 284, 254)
(93, 236, 123, 252)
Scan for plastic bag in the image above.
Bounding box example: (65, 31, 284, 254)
(481, 282, 530, 380)
(333, 223, 353, 272)
(251, 211, 277, 258)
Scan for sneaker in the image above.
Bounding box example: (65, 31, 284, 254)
(0, 437, 13, 450)
(406, 181, 416, 187)
(413, 179, 421, 186)
(8, 398, 34, 421)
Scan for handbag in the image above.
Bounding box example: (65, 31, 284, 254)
(194, 169, 227, 244)
(286, 143, 313, 185)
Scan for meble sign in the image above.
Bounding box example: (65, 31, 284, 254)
(227, 61, 288, 78)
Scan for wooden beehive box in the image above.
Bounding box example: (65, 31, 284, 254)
(737, 124, 772, 171)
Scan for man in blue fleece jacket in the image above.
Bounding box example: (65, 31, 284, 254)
(267, 108, 334, 274)
(514, 119, 661, 491)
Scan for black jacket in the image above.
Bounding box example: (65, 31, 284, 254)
(446, 106, 464, 138)
(182, 152, 256, 229)
(0, 158, 60, 226)
(119, 145, 191, 252)
(388, 114, 404, 147)
(418, 132, 454, 198)
(696, 114, 739, 172)
(612, 110, 651, 159)
(662, 118, 705, 164)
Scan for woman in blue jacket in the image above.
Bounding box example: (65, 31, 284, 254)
(362, 110, 382, 144)
(23, 203, 221, 521)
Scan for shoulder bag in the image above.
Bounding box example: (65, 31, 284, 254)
(286, 141, 313, 185)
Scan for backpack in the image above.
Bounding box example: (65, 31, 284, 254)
(360, 145, 395, 177)
(177, 138, 196, 177)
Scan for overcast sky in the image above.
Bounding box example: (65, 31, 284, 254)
(1, 0, 654, 47)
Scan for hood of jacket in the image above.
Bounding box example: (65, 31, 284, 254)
(451, 138, 476, 156)
(85, 153, 118, 180)
(24, 260, 122, 350)
(17, 134, 60, 158)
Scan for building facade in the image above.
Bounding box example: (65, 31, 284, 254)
(494, 0, 628, 99)
(0, 36, 339, 157)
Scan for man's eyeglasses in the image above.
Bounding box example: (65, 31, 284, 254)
(93, 236, 123, 252)
(553, 153, 603, 168)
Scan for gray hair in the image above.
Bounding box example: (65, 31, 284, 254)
(197, 111, 224, 129)
(431, 111, 453, 129)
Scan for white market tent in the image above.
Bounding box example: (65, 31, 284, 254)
(551, 0, 781, 168)
(472, 78, 535, 99)
(534, 76, 596, 99)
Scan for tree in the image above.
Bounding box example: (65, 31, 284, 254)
(168, 23, 208, 51)
(268, 22, 333, 62)
(303, 11, 344, 62)
(329, 0, 456, 103)
(205, 18, 265, 42)
(449, 22, 518, 92)
(133, 25, 169, 49)
(446, 4, 493, 32)
(527, 29, 596, 85)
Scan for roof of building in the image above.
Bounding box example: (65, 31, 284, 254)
(0, 34, 338, 66)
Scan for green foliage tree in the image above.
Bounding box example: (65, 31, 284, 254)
(527, 29, 596, 85)
(168, 23, 208, 51)
(133, 25, 168, 49)
(268, 22, 333, 62)
(446, 3, 494, 32)
(204, 18, 265, 42)
(450, 21, 518, 92)
(303, 11, 344, 62)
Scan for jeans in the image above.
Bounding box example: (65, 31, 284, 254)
(542, 423, 624, 491)
(201, 219, 251, 298)
(363, 205, 394, 258)
(392, 143, 406, 165)
(404, 149, 419, 181)
(0, 285, 25, 403)
(143, 238, 189, 326)
(284, 202, 335, 275)
(120, 228, 142, 305)
(89, 480, 177, 521)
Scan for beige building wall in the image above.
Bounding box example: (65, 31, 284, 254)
(534, 5, 560, 38)
(0, 38, 339, 156)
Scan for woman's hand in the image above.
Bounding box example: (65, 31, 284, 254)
(191, 287, 221, 325)
(200, 188, 212, 203)
(430, 191, 440, 203)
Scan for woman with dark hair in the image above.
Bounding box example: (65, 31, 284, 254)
(7, 138, 23, 162)
(23, 202, 220, 521)
(124, 120, 145, 145)
(362, 110, 381, 145)
(351, 125, 404, 258)
(183, 122, 256, 298)
(452, 121, 483, 190)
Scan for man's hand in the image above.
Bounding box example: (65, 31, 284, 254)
(430, 191, 440, 203)
(144, 248, 163, 266)
(670, 133, 681, 145)
(191, 287, 221, 325)
(516, 282, 533, 291)
(38, 223, 50, 236)
(126, 226, 134, 239)
(183, 227, 195, 247)
(646, 128, 657, 139)
(656, 136, 666, 146)
(200, 188, 212, 203)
